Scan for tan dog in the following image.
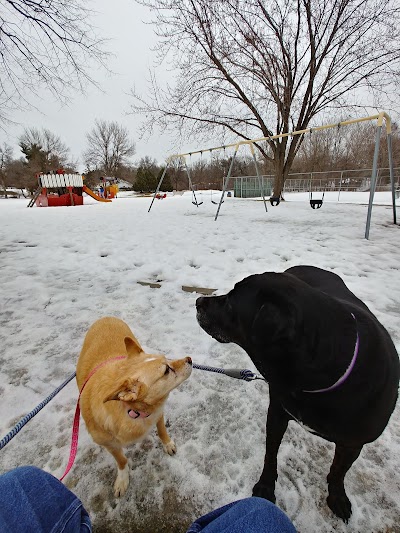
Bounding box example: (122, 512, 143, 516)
(76, 317, 192, 497)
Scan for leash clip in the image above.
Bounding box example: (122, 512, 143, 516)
(248, 373, 267, 382)
(239, 369, 266, 382)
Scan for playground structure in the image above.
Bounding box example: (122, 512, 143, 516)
(149, 112, 398, 239)
(99, 177, 119, 200)
(27, 172, 116, 207)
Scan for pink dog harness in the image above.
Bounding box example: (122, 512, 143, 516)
(60, 355, 148, 481)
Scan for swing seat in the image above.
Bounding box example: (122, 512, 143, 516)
(192, 201, 203, 206)
(211, 196, 224, 205)
(270, 196, 280, 206)
(310, 199, 323, 209)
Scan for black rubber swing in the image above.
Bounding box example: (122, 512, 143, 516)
(269, 196, 281, 206)
(192, 190, 203, 206)
(309, 191, 325, 209)
(211, 189, 224, 205)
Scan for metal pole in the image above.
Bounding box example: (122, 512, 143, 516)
(148, 160, 170, 213)
(215, 146, 238, 221)
(365, 125, 382, 239)
(338, 171, 343, 202)
(250, 145, 268, 213)
(167, 113, 387, 160)
(387, 133, 397, 225)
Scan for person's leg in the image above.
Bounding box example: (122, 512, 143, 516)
(186, 497, 296, 533)
(0, 466, 91, 533)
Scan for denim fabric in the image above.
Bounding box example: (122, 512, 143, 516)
(0, 466, 91, 533)
(186, 497, 296, 533)
(0, 467, 295, 533)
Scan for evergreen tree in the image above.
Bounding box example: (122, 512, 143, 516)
(158, 167, 173, 191)
(134, 165, 158, 192)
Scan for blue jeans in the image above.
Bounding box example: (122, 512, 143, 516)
(186, 497, 296, 533)
(0, 466, 91, 532)
(0, 467, 295, 532)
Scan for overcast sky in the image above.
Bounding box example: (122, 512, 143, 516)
(0, 0, 201, 168)
(0, 1, 398, 172)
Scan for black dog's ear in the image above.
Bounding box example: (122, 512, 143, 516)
(251, 300, 295, 345)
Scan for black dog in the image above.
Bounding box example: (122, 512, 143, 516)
(196, 266, 399, 522)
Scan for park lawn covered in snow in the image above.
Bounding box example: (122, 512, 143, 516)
(0, 191, 399, 532)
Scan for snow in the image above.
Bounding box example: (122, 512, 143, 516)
(0, 191, 399, 532)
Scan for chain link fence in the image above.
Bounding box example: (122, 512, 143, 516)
(232, 168, 400, 198)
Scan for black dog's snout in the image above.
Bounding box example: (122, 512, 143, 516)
(196, 296, 206, 309)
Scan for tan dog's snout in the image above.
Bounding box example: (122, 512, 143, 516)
(171, 356, 192, 369)
(169, 356, 193, 378)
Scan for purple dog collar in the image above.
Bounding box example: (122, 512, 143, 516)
(303, 313, 359, 394)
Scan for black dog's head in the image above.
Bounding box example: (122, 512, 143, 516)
(196, 273, 300, 352)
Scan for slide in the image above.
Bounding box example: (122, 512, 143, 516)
(83, 185, 112, 202)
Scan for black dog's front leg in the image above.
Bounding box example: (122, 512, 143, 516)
(252, 398, 289, 502)
(327, 444, 362, 522)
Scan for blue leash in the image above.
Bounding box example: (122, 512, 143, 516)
(0, 372, 76, 451)
(0, 363, 265, 451)
(192, 363, 265, 382)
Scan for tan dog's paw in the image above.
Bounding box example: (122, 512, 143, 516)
(163, 440, 177, 455)
(114, 463, 130, 497)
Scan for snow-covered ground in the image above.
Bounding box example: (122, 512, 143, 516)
(0, 192, 399, 532)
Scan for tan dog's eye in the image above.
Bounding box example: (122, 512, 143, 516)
(164, 365, 171, 375)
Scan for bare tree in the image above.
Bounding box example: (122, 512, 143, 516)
(84, 120, 136, 176)
(293, 126, 345, 173)
(0, 143, 13, 197)
(132, 0, 400, 197)
(0, 0, 108, 122)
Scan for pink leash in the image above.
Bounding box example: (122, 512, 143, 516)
(59, 356, 127, 481)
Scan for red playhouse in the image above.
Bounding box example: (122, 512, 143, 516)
(27, 171, 112, 207)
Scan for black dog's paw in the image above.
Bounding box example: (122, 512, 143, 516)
(252, 480, 276, 503)
(327, 490, 352, 523)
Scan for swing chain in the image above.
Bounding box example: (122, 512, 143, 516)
(308, 128, 324, 209)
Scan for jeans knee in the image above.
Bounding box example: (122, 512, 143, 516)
(13, 466, 43, 476)
(237, 496, 278, 511)
(7, 466, 48, 481)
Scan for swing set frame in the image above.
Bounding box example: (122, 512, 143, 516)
(149, 112, 398, 239)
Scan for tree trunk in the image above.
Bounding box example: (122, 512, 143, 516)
(272, 146, 287, 198)
(271, 133, 303, 199)
(0, 178, 7, 199)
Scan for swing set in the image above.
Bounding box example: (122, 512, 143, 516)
(149, 112, 398, 239)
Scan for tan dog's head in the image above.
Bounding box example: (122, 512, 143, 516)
(103, 336, 192, 412)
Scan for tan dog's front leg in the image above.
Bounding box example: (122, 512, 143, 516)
(157, 415, 176, 455)
(104, 444, 130, 497)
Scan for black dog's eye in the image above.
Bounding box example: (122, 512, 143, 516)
(164, 365, 171, 375)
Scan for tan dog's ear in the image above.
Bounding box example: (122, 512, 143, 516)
(124, 335, 143, 357)
(104, 378, 148, 403)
